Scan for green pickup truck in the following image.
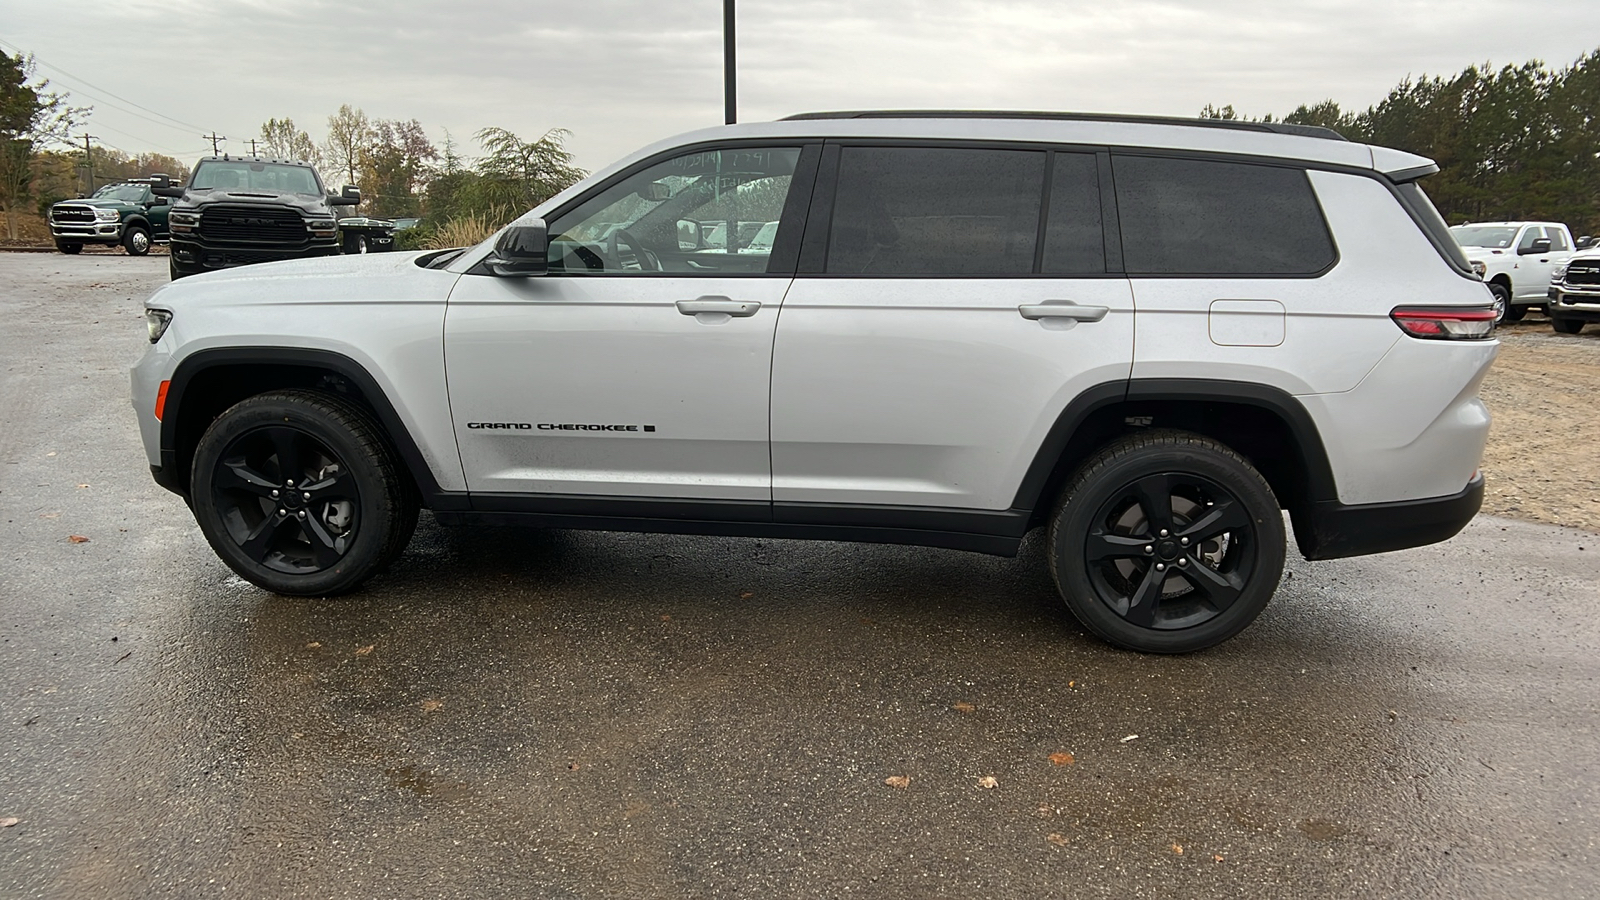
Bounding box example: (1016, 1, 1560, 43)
(49, 182, 171, 255)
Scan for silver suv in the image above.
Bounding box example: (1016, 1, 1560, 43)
(132, 112, 1497, 653)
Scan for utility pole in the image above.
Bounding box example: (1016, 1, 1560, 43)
(76, 133, 98, 196)
(203, 132, 226, 155)
(724, 0, 736, 124)
(246, 138, 260, 156)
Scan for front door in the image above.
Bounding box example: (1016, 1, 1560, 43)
(444, 145, 813, 502)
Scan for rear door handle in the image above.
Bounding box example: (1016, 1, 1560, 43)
(676, 296, 761, 317)
(1018, 301, 1110, 322)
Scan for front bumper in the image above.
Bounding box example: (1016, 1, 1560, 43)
(1548, 285, 1600, 322)
(51, 222, 122, 242)
(1291, 473, 1484, 560)
(169, 236, 341, 272)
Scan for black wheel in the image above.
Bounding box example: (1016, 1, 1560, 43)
(1502, 303, 1526, 323)
(1552, 317, 1585, 334)
(190, 390, 417, 595)
(1047, 431, 1286, 653)
(122, 225, 152, 256)
(344, 233, 369, 254)
(1487, 283, 1510, 324)
(169, 256, 184, 280)
(55, 240, 82, 255)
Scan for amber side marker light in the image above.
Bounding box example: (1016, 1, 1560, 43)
(1390, 306, 1497, 340)
(155, 380, 170, 420)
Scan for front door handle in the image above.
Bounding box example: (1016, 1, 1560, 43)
(676, 296, 761, 317)
(1018, 301, 1110, 322)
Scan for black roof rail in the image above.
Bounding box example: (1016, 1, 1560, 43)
(779, 110, 1348, 142)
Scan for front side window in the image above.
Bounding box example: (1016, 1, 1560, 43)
(190, 161, 323, 195)
(1450, 225, 1518, 249)
(1113, 155, 1336, 276)
(547, 146, 801, 275)
(91, 184, 149, 203)
(826, 147, 1045, 276)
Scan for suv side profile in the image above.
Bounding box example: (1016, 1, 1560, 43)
(132, 112, 1497, 653)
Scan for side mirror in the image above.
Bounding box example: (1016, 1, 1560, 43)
(484, 219, 548, 277)
(637, 181, 671, 202)
(149, 173, 182, 198)
(1521, 237, 1553, 255)
(676, 218, 701, 250)
(330, 185, 361, 206)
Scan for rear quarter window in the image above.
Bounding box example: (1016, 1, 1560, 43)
(1112, 155, 1336, 276)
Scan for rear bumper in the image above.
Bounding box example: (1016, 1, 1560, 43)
(1292, 473, 1484, 560)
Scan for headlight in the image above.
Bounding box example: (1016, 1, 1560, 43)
(169, 211, 199, 225)
(145, 308, 172, 344)
(307, 218, 336, 233)
(1553, 264, 1568, 282)
(1470, 260, 1486, 278)
(94, 208, 121, 222)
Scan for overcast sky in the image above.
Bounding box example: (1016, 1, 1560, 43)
(6, 0, 1600, 173)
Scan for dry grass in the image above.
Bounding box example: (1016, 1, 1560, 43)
(422, 208, 514, 250)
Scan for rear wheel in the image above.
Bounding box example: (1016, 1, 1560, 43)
(190, 390, 417, 596)
(1047, 431, 1286, 653)
(1552, 317, 1585, 335)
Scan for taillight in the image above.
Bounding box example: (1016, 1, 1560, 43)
(1390, 306, 1496, 340)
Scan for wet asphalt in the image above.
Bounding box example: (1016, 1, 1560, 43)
(1, 253, 1597, 899)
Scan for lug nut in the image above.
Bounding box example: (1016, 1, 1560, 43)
(270, 489, 280, 498)
(277, 508, 287, 517)
(302, 492, 311, 501)
(1159, 528, 1169, 537)
(296, 510, 306, 519)
(1178, 558, 1189, 567)
(1180, 537, 1189, 546)
(286, 480, 295, 488)
(1155, 563, 1166, 571)
(1144, 545, 1153, 554)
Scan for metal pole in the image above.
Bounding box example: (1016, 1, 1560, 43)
(723, 0, 736, 124)
(77, 133, 98, 195)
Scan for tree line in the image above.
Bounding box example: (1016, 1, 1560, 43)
(1203, 48, 1600, 235)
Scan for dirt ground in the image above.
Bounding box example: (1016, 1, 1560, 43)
(1478, 315, 1600, 532)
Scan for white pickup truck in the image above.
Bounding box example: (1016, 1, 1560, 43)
(1450, 221, 1576, 322)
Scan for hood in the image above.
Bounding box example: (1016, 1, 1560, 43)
(1459, 246, 1509, 260)
(54, 198, 130, 210)
(176, 188, 334, 215)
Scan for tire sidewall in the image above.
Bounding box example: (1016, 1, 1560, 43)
(190, 395, 399, 596)
(1050, 440, 1286, 653)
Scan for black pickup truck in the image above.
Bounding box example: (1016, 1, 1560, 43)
(153, 156, 394, 279)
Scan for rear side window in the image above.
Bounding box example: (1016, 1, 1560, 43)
(1112, 155, 1336, 276)
(1547, 228, 1570, 252)
(827, 147, 1044, 275)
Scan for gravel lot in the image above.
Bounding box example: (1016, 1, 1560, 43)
(1479, 318, 1600, 532)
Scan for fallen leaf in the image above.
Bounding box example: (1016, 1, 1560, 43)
(1046, 833, 1069, 847)
(977, 776, 998, 789)
(305, 641, 321, 649)
(1120, 734, 1139, 743)
(1068, 680, 1076, 688)
(421, 699, 442, 712)
(883, 775, 910, 789)
(67, 535, 90, 543)
(1036, 804, 1055, 818)
(739, 592, 753, 599)
(567, 762, 580, 771)
(952, 702, 976, 714)
(46, 451, 56, 457)
(354, 645, 374, 657)
(1049, 751, 1076, 766)
(76, 484, 90, 489)
(1213, 854, 1225, 863)
(1171, 843, 1184, 855)
(659, 614, 671, 621)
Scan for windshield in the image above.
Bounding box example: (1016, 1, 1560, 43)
(90, 184, 148, 203)
(191, 161, 323, 194)
(1451, 225, 1519, 249)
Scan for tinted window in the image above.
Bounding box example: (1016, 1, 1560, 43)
(1112, 156, 1336, 275)
(827, 147, 1044, 275)
(1516, 227, 1543, 252)
(546, 147, 800, 275)
(1041, 152, 1105, 274)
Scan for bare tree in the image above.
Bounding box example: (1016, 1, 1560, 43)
(259, 117, 321, 167)
(322, 104, 372, 191)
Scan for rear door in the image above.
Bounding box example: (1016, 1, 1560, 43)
(769, 144, 1135, 513)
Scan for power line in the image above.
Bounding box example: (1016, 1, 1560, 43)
(0, 37, 211, 133)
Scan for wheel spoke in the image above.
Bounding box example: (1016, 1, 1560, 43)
(215, 459, 278, 497)
(1180, 557, 1245, 611)
(300, 515, 346, 569)
(1086, 531, 1150, 562)
(238, 514, 287, 563)
(1130, 474, 1174, 535)
(267, 427, 305, 484)
(1122, 562, 1164, 627)
(300, 468, 354, 501)
(1176, 499, 1252, 544)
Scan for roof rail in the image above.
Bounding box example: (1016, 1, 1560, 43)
(779, 110, 1348, 142)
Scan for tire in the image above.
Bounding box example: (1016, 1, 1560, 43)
(1502, 304, 1526, 323)
(122, 225, 151, 256)
(1552, 317, 1585, 335)
(1047, 430, 1286, 653)
(189, 390, 418, 596)
(1488, 282, 1510, 323)
(344, 233, 368, 254)
(169, 256, 184, 280)
(55, 240, 82, 255)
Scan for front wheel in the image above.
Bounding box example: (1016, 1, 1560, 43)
(1047, 431, 1286, 653)
(55, 240, 82, 255)
(1552, 317, 1585, 334)
(122, 225, 151, 256)
(1502, 303, 1526, 323)
(190, 390, 417, 596)
(1488, 283, 1510, 324)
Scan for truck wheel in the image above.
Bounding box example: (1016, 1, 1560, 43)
(122, 225, 152, 256)
(55, 240, 83, 255)
(1487, 283, 1510, 323)
(1552, 317, 1585, 335)
(1502, 304, 1526, 323)
(1047, 430, 1285, 654)
(344, 233, 369, 254)
(189, 390, 418, 596)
